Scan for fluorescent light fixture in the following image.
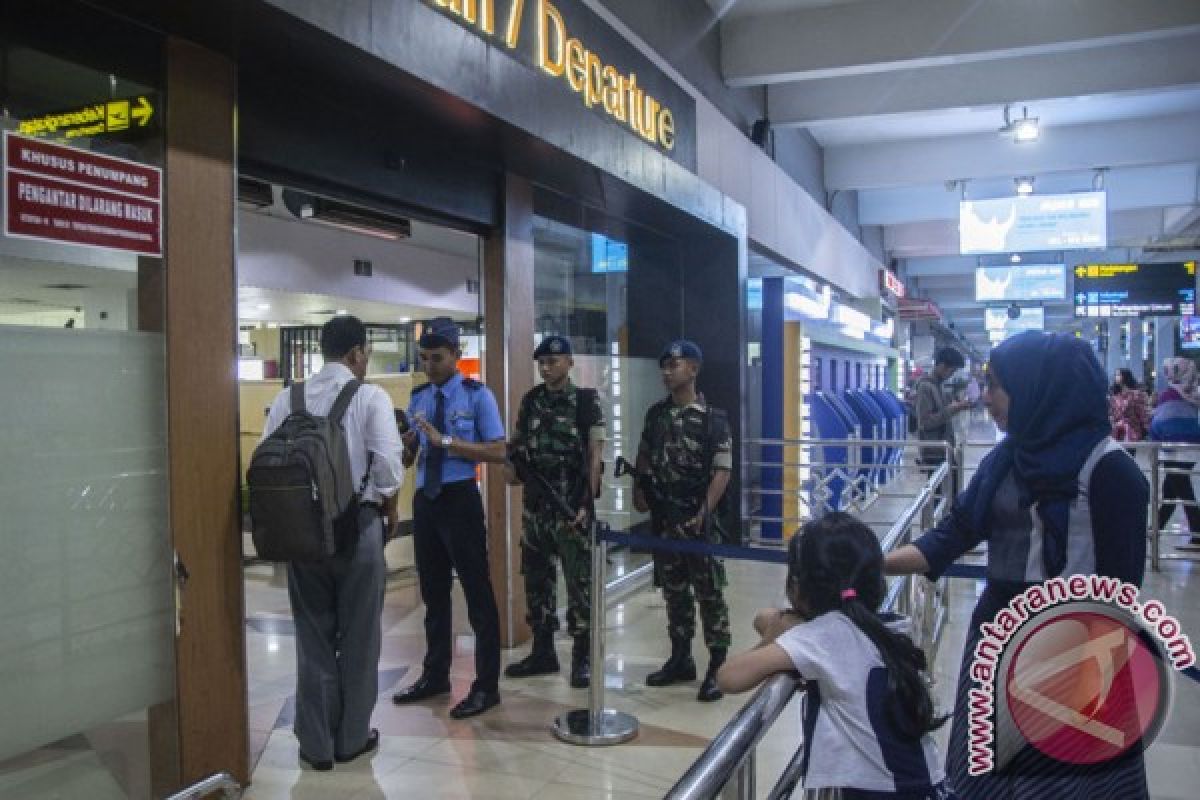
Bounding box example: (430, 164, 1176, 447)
(1011, 254, 1022, 263)
(336, 309, 348, 315)
(399, 316, 411, 323)
(256, 303, 271, 311)
(999, 104, 1039, 143)
(1015, 177, 1034, 195)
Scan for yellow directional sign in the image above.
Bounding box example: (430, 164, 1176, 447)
(19, 95, 158, 140)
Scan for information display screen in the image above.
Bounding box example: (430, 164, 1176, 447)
(975, 264, 1066, 302)
(984, 306, 1045, 335)
(960, 192, 1107, 254)
(1181, 316, 1200, 351)
(1072, 261, 1196, 318)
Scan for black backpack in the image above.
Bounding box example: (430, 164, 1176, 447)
(247, 380, 365, 561)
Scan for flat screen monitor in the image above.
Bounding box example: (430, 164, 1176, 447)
(984, 306, 1045, 334)
(590, 233, 628, 273)
(960, 192, 1107, 254)
(975, 264, 1065, 302)
(1073, 261, 1196, 318)
(1181, 316, 1200, 350)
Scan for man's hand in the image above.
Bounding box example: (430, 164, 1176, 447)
(401, 428, 419, 454)
(759, 608, 804, 643)
(573, 507, 590, 530)
(414, 415, 441, 443)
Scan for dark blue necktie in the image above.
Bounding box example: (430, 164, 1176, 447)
(423, 389, 446, 499)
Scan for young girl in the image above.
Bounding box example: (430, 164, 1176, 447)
(718, 512, 951, 799)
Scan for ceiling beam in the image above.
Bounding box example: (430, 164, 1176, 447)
(767, 34, 1200, 126)
(825, 111, 1200, 190)
(722, 0, 1200, 87)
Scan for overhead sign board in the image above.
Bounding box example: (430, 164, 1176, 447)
(960, 192, 1107, 254)
(975, 264, 1065, 303)
(4, 132, 163, 256)
(897, 298, 941, 321)
(984, 306, 1045, 334)
(1073, 261, 1196, 318)
(19, 95, 158, 140)
(424, 0, 695, 163)
(880, 269, 906, 299)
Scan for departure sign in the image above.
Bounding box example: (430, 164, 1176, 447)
(1073, 261, 1196, 318)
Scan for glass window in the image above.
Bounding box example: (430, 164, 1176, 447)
(0, 7, 176, 792)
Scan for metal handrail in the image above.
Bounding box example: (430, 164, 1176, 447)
(667, 463, 951, 800)
(164, 772, 242, 800)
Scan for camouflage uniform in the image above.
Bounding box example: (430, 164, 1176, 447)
(638, 398, 732, 650)
(511, 381, 605, 637)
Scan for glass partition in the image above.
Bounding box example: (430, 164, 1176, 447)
(0, 7, 176, 796)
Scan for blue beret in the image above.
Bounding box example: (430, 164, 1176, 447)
(418, 316, 460, 349)
(659, 339, 703, 365)
(533, 335, 572, 359)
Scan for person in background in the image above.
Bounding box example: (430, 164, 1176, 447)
(1150, 357, 1200, 549)
(885, 332, 1148, 799)
(261, 315, 404, 770)
(914, 348, 970, 491)
(717, 513, 948, 799)
(391, 317, 508, 719)
(1109, 368, 1150, 444)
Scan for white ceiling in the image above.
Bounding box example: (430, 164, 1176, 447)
(806, 85, 1200, 147)
(235, 286, 474, 327)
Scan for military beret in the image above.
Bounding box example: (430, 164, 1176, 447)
(533, 335, 572, 359)
(659, 339, 703, 366)
(418, 316, 460, 349)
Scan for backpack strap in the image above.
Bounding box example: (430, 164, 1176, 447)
(328, 380, 362, 425)
(290, 381, 306, 414)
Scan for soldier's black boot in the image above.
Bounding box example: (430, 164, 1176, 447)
(646, 637, 697, 686)
(697, 648, 726, 702)
(569, 636, 590, 688)
(505, 629, 559, 678)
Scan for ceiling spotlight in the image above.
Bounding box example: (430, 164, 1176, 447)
(999, 104, 1039, 143)
(1014, 176, 1035, 195)
(1010, 253, 1022, 263)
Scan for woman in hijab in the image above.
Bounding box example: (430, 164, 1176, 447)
(1150, 357, 1200, 549)
(886, 332, 1149, 799)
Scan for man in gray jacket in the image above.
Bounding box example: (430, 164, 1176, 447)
(914, 347, 970, 492)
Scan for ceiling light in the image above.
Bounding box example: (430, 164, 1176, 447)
(399, 316, 411, 323)
(999, 104, 1039, 143)
(1010, 253, 1022, 263)
(1014, 176, 1034, 195)
(256, 303, 271, 311)
(336, 309, 348, 315)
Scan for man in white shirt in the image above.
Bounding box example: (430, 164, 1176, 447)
(262, 316, 404, 770)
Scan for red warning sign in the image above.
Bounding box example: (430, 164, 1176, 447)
(4, 132, 162, 256)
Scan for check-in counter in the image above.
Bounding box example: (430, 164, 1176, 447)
(238, 372, 417, 573)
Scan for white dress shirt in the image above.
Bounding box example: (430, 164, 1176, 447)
(263, 363, 404, 503)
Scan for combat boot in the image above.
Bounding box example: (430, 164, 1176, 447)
(505, 629, 559, 678)
(569, 636, 590, 688)
(646, 637, 696, 687)
(697, 647, 726, 702)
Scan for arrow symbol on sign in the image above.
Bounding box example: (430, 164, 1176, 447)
(133, 96, 153, 127)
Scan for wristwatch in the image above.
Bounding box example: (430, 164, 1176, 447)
(440, 434, 453, 449)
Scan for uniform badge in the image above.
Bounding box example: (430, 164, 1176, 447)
(670, 345, 682, 358)
(550, 339, 563, 353)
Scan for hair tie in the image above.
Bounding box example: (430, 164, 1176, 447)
(840, 588, 857, 601)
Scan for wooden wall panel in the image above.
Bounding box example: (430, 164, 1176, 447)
(165, 38, 248, 785)
(484, 175, 535, 648)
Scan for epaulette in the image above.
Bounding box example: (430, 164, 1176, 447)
(411, 382, 433, 395)
(462, 377, 485, 391)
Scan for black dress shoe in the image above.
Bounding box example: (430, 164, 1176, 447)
(335, 729, 379, 763)
(449, 689, 500, 719)
(392, 675, 452, 705)
(298, 751, 333, 772)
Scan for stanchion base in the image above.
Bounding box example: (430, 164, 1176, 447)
(552, 709, 639, 746)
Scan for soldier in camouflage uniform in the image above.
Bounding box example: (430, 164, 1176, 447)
(634, 339, 732, 702)
(504, 335, 605, 688)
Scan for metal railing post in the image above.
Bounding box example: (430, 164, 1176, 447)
(553, 520, 639, 745)
(1151, 447, 1161, 571)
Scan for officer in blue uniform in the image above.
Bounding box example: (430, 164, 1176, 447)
(392, 317, 508, 719)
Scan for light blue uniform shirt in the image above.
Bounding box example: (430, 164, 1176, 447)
(407, 372, 505, 490)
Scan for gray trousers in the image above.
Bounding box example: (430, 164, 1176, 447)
(287, 505, 385, 761)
